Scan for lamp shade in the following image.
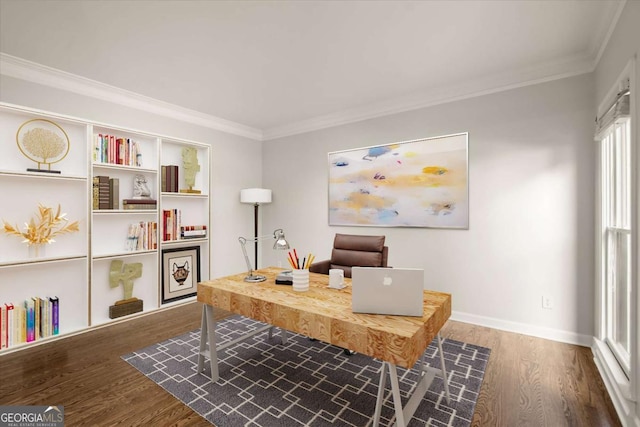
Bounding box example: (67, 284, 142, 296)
(240, 188, 272, 204)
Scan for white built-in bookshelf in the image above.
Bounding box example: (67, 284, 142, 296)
(0, 103, 211, 352)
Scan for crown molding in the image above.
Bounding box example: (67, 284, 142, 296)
(0, 53, 263, 141)
(262, 53, 594, 141)
(591, 0, 627, 69)
(1, 24, 615, 144)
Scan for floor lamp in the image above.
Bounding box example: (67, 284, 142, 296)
(240, 188, 272, 270)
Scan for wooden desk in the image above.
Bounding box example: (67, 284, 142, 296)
(197, 267, 452, 427)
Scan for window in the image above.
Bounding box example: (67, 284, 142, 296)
(601, 112, 632, 376)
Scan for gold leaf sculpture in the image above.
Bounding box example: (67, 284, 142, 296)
(16, 119, 70, 173)
(2, 203, 79, 246)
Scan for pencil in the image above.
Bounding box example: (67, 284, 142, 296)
(293, 249, 300, 269)
(288, 252, 296, 269)
(287, 256, 296, 269)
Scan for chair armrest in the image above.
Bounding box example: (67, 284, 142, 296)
(309, 260, 331, 275)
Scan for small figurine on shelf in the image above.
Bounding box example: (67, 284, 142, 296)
(108, 260, 143, 319)
(180, 147, 201, 194)
(132, 174, 152, 199)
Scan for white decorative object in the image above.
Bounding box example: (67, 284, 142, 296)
(132, 174, 151, 199)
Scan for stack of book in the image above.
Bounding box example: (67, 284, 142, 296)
(161, 165, 179, 192)
(0, 297, 60, 349)
(94, 134, 142, 167)
(181, 225, 207, 239)
(162, 209, 181, 241)
(93, 176, 119, 210)
(125, 221, 157, 251)
(122, 198, 157, 210)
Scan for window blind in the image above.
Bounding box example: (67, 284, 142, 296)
(596, 83, 631, 141)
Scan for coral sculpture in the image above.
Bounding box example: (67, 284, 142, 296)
(22, 127, 66, 166)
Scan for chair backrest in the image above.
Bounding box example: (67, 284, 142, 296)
(330, 233, 388, 278)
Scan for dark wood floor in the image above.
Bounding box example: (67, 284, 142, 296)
(0, 301, 621, 426)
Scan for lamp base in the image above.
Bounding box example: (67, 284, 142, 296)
(244, 274, 267, 283)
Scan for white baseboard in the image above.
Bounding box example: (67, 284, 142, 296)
(450, 310, 593, 347)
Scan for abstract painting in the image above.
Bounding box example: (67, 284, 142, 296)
(328, 133, 468, 228)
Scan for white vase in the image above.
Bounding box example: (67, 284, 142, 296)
(292, 269, 309, 292)
(28, 244, 46, 258)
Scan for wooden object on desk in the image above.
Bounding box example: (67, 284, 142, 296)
(197, 266, 451, 369)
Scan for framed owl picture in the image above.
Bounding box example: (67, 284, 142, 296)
(161, 246, 201, 304)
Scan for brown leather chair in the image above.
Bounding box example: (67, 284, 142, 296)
(310, 233, 389, 278)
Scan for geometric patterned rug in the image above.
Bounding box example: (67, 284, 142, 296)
(122, 315, 490, 427)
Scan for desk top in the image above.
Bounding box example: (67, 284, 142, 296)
(197, 267, 451, 368)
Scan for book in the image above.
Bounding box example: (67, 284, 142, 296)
(181, 230, 207, 237)
(5, 303, 14, 348)
(11, 304, 25, 345)
(40, 298, 48, 338)
(181, 225, 207, 231)
(163, 165, 179, 192)
(98, 175, 110, 209)
(1, 305, 5, 349)
(93, 134, 101, 162)
(26, 299, 35, 342)
(152, 222, 158, 249)
(109, 178, 120, 209)
(33, 297, 40, 340)
(123, 199, 157, 210)
(122, 204, 157, 210)
(109, 135, 116, 164)
(172, 165, 179, 192)
(19, 305, 26, 344)
(92, 176, 100, 210)
(122, 198, 157, 204)
(50, 297, 59, 335)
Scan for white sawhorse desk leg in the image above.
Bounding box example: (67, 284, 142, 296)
(196, 305, 289, 382)
(197, 305, 218, 381)
(373, 333, 451, 427)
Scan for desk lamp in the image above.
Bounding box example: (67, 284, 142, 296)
(239, 228, 290, 282)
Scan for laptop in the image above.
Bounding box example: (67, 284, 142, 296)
(351, 267, 424, 317)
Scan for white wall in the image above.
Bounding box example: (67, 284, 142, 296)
(0, 76, 264, 279)
(262, 73, 595, 345)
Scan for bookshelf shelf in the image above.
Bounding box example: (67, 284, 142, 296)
(161, 192, 209, 199)
(92, 209, 158, 215)
(0, 255, 87, 268)
(0, 170, 87, 181)
(92, 250, 157, 261)
(162, 237, 209, 247)
(0, 103, 210, 353)
(92, 163, 157, 174)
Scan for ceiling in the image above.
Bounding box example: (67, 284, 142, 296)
(0, 0, 624, 140)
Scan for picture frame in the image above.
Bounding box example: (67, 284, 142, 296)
(161, 246, 201, 304)
(328, 133, 469, 229)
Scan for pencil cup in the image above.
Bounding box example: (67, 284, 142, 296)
(292, 269, 309, 292)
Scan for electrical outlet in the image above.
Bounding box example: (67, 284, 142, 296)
(542, 295, 553, 310)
